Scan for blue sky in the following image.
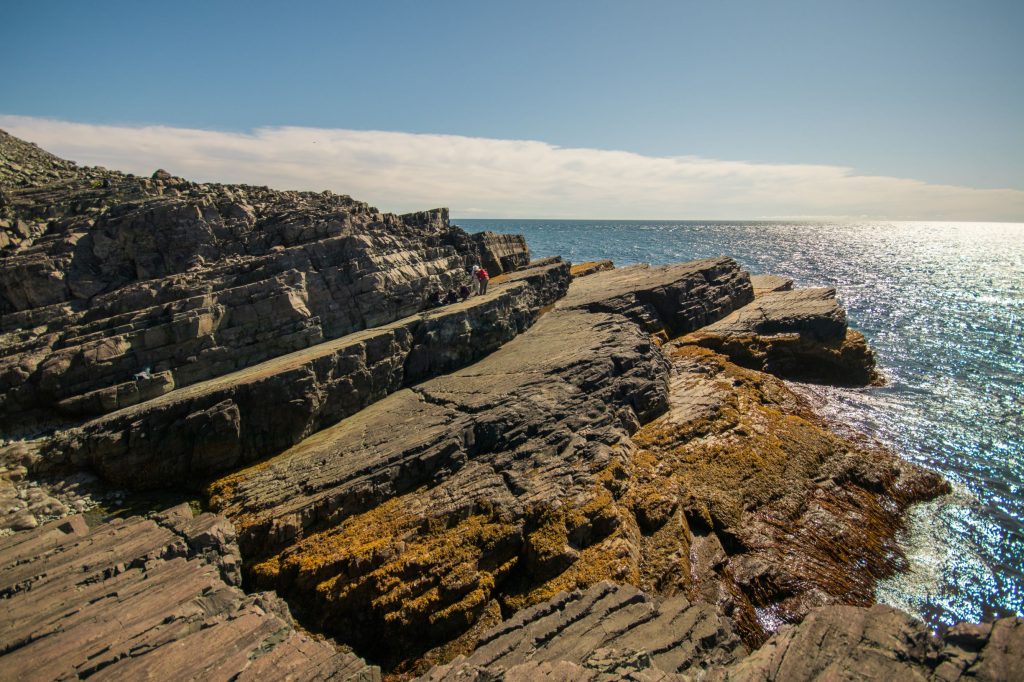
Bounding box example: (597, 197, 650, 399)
(2, 1, 1023, 219)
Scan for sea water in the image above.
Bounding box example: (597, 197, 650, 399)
(459, 218, 1024, 628)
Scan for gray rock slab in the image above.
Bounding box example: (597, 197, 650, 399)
(696, 287, 846, 341)
(211, 257, 752, 559)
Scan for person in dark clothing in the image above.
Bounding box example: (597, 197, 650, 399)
(445, 288, 458, 304)
(459, 283, 471, 301)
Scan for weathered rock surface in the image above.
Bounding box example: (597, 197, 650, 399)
(418, 585, 1024, 681)
(1, 131, 990, 682)
(570, 259, 616, 278)
(40, 259, 569, 487)
(705, 603, 1024, 681)
(629, 342, 948, 644)
(420, 581, 744, 681)
(205, 259, 753, 669)
(683, 286, 879, 385)
(0, 504, 379, 681)
(558, 260, 753, 337)
(472, 231, 530, 275)
(0, 129, 529, 424)
(748, 274, 792, 297)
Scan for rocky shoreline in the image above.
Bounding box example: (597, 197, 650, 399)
(1, 129, 1020, 680)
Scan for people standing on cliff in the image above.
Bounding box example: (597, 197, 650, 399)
(476, 267, 490, 295)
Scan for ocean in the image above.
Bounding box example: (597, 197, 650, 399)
(459, 218, 1024, 628)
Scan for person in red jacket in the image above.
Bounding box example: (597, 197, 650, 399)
(475, 267, 490, 295)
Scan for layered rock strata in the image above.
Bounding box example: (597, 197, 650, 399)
(684, 285, 880, 385)
(0, 504, 379, 681)
(0, 129, 528, 424)
(628, 341, 946, 644)
(420, 582, 1024, 681)
(206, 259, 753, 669)
(40, 259, 569, 487)
(0, 132, 994, 681)
(420, 581, 744, 681)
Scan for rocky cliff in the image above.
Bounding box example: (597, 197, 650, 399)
(1, 131, 1018, 681)
(0, 129, 528, 427)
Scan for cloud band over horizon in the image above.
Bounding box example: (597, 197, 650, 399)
(2, 114, 1022, 222)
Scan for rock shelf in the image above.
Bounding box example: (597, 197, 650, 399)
(2, 130, 1019, 681)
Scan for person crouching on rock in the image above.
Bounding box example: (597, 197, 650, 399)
(476, 267, 490, 295)
(459, 283, 471, 301)
(430, 290, 445, 308)
(445, 288, 458, 304)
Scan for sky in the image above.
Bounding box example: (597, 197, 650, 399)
(2, 0, 1022, 220)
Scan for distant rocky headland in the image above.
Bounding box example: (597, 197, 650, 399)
(1, 129, 1020, 681)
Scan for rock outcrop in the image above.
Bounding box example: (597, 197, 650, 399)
(0, 129, 528, 425)
(0, 504, 379, 681)
(40, 259, 569, 487)
(205, 259, 753, 670)
(419, 583, 1024, 681)
(1, 131, 998, 681)
(708, 603, 1024, 681)
(629, 341, 947, 644)
(420, 581, 745, 681)
(683, 285, 879, 385)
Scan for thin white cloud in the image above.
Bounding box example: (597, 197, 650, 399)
(2, 114, 1022, 221)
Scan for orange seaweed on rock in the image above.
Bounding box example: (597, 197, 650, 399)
(629, 342, 949, 644)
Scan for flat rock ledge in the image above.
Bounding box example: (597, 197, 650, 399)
(0, 504, 379, 681)
(683, 285, 879, 385)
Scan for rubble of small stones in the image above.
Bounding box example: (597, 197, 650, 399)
(2, 131, 1020, 681)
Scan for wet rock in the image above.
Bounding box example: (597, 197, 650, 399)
(630, 343, 948, 643)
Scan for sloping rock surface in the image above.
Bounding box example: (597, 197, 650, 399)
(0, 504, 379, 681)
(42, 259, 569, 487)
(0, 129, 528, 423)
(630, 341, 948, 644)
(706, 603, 1024, 682)
(205, 259, 754, 668)
(419, 585, 1024, 682)
(420, 581, 744, 681)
